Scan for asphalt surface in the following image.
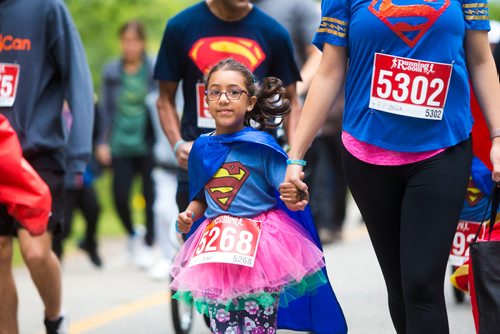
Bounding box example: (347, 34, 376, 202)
(14, 200, 475, 334)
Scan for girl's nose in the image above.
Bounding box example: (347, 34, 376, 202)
(219, 92, 230, 103)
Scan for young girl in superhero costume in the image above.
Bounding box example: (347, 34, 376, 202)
(170, 58, 347, 334)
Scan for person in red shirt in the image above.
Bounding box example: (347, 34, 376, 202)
(0, 114, 51, 236)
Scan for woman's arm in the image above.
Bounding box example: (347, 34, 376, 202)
(465, 30, 500, 182)
(157, 80, 193, 170)
(284, 44, 348, 201)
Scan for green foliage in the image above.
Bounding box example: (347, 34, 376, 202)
(67, 0, 500, 92)
(491, 2, 500, 21)
(65, 0, 197, 92)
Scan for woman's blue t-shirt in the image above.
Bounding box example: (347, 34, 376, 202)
(313, 0, 490, 152)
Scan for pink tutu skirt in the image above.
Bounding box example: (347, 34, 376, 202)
(170, 209, 327, 313)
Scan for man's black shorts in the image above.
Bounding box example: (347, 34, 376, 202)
(0, 170, 65, 236)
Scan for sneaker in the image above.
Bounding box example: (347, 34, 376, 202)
(148, 258, 172, 281)
(78, 240, 102, 268)
(44, 315, 68, 334)
(135, 245, 156, 270)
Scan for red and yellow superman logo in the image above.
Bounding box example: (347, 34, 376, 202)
(205, 162, 250, 210)
(466, 177, 483, 206)
(189, 36, 266, 74)
(368, 0, 450, 48)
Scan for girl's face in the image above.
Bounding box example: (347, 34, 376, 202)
(120, 29, 145, 63)
(205, 70, 257, 135)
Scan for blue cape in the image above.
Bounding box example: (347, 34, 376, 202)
(187, 127, 347, 334)
(471, 156, 493, 197)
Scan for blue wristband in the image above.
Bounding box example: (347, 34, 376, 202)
(286, 159, 307, 166)
(175, 220, 180, 233)
(173, 139, 186, 156)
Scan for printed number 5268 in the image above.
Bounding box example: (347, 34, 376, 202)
(195, 226, 254, 255)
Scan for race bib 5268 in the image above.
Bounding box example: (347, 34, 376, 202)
(0, 63, 20, 107)
(369, 53, 452, 120)
(189, 215, 262, 268)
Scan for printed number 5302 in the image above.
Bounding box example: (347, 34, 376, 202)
(425, 109, 442, 119)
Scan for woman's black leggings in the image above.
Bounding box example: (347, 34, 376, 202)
(112, 155, 155, 246)
(342, 138, 472, 334)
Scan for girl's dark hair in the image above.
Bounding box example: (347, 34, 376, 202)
(119, 20, 146, 41)
(205, 58, 291, 130)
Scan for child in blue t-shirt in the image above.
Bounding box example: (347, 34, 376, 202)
(170, 58, 346, 334)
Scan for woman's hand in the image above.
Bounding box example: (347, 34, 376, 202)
(95, 143, 112, 166)
(491, 137, 500, 183)
(176, 141, 194, 170)
(281, 165, 308, 211)
(177, 210, 194, 233)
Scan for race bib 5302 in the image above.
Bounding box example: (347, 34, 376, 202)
(369, 53, 452, 120)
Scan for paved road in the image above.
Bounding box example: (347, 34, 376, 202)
(15, 200, 475, 334)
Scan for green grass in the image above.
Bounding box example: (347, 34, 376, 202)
(13, 170, 146, 266)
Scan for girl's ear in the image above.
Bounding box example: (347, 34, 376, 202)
(247, 96, 257, 112)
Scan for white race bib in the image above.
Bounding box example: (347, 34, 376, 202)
(189, 215, 262, 268)
(449, 220, 481, 266)
(0, 63, 20, 107)
(196, 83, 215, 129)
(369, 53, 452, 120)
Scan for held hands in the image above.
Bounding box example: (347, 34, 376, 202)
(176, 210, 195, 233)
(279, 166, 309, 211)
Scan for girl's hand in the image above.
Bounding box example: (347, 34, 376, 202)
(282, 166, 308, 211)
(491, 137, 500, 184)
(279, 181, 300, 202)
(279, 181, 309, 211)
(177, 210, 195, 233)
(279, 176, 310, 201)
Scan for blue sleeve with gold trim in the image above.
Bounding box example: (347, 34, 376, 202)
(312, 0, 350, 50)
(462, 0, 490, 30)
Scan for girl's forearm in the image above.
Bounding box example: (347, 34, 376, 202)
(186, 199, 207, 220)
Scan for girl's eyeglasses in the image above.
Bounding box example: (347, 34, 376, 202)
(205, 89, 250, 101)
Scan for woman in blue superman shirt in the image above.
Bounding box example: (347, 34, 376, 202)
(283, 0, 500, 333)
